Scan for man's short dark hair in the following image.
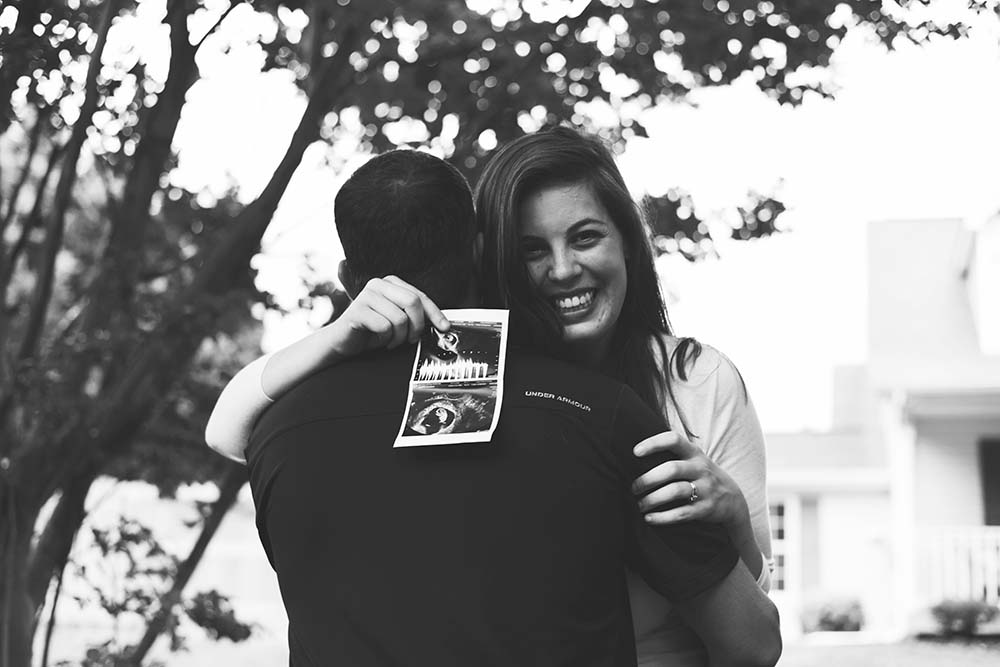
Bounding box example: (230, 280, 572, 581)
(335, 150, 477, 305)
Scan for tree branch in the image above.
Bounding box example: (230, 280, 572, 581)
(194, 0, 245, 50)
(38, 554, 66, 667)
(186, 22, 364, 296)
(68, 0, 203, 373)
(0, 108, 49, 237)
(301, 1, 329, 97)
(16, 0, 122, 363)
(0, 0, 42, 136)
(0, 138, 65, 301)
(453, 42, 549, 156)
(0, 138, 65, 413)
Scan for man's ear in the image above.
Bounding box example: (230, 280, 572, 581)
(337, 260, 359, 300)
(473, 231, 484, 265)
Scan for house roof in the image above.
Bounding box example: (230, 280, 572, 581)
(903, 387, 1000, 420)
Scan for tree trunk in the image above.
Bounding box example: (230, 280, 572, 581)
(0, 484, 36, 667)
(26, 470, 96, 617)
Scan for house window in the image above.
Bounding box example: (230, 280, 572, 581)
(770, 502, 785, 540)
(769, 502, 787, 591)
(773, 554, 786, 591)
(980, 439, 1000, 526)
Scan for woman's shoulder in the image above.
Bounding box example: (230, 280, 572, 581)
(657, 335, 742, 392)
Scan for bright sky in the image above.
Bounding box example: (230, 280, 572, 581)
(166, 6, 1000, 433)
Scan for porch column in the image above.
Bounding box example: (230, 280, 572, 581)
(882, 389, 918, 638)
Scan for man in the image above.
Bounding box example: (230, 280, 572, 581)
(244, 150, 780, 665)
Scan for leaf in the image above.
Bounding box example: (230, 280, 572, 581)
(184, 590, 255, 642)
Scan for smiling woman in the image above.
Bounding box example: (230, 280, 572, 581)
(518, 182, 629, 365)
(475, 126, 693, 417)
(473, 126, 773, 665)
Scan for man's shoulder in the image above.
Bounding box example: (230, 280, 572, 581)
(253, 346, 414, 435)
(503, 348, 634, 428)
(505, 347, 620, 385)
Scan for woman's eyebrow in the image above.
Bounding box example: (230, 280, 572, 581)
(566, 218, 610, 232)
(518, 218, 612, 241)
(520, 218, 610, 239)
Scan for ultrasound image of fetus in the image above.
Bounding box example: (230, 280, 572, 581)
(410, 401, 459, 435)
(405, 389, 495, 436)
(428, 328, 459, 362)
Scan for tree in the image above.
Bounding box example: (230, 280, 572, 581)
(0, 0, 991, 663)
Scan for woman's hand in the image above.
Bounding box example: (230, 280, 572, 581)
(333, 276, 450, 355)
(631, 431, 749, 529)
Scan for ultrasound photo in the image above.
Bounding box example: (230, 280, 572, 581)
(394, 309, 509, 448)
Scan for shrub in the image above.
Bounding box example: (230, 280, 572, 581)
(930, 599, 999, 637)
(802, 598, 865, 632)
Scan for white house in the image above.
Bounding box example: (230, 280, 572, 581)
(767, 216, 1000, 639)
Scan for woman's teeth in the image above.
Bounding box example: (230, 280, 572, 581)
(555, 291, 594, 312)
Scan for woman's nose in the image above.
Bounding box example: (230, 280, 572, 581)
(547, 248, 582, 282)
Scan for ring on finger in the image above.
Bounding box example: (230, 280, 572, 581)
(688, 481, 699, 504)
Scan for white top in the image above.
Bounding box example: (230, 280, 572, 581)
(204, 353, 274, 464)
(630, 336, 772, 666)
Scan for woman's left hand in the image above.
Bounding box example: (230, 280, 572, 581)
(631, 430, 748, 528)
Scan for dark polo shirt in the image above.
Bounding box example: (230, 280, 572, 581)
(247, 345, 737, 667)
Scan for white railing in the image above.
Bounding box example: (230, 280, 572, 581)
(920, 526, 1000, 605)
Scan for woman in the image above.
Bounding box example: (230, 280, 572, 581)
(475, 126, 771, 664)
(206, 127, 772, 665)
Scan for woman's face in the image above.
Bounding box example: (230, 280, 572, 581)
(518, 181, 628, 364)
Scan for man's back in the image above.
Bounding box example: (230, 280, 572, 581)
(247, 346, 736, 666)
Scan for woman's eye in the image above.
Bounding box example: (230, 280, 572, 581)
(573, 230, 603, 246)
(520, 243, 547, 259)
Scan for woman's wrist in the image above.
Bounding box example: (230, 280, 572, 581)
(721, 484, 751, 534)
(317, 319, 352, 364)
(261, 323, 348, 399)
(724, 495, 764, 579)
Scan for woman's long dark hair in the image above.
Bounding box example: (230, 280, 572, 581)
(475, 126, 700, 432)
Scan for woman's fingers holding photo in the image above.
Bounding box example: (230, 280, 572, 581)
(354, 287, 413, 349)
(382, 275, 450, 335)
(371, 278, 427, 343)
(356, 277, 434, 346)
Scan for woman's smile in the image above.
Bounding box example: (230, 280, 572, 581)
(552, 288, 596, 315)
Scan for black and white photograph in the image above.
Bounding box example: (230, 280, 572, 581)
(3, 1, 1000, 665)
(395, 308, 508, 447)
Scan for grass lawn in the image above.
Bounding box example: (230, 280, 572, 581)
(779, 638, 1000, 666)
